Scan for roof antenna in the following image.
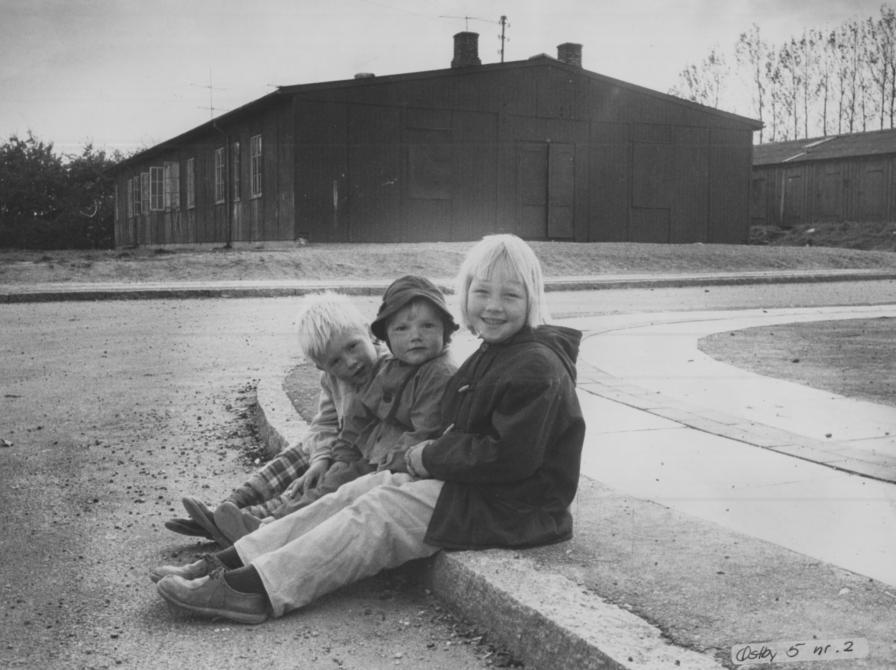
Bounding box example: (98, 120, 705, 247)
(191, 68, 227, 118)
(498, 15, 510, 63)
(439, 14, 481, 31)
(439, 15, 510, 61)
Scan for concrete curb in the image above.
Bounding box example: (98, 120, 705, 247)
(254, 371, 308, 459)
(3, 269, 896, 303)
(424, 551, 726, 670)
(253, 373, 727, 669)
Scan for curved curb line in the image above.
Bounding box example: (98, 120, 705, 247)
(254, 371, 309, 459)
(4, 269, 896, 303)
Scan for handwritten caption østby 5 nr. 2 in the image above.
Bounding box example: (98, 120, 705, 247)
(731, 638, 869, 665)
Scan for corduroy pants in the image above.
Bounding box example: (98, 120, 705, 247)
(234, 470, 443, 617)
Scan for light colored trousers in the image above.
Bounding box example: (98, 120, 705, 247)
(234, 470, 444, 617)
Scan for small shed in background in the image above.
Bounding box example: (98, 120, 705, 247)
(113, 33, 761, 247)
(751, 128, 896, 228)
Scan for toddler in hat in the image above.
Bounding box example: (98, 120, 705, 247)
(213, 275, 458, 542)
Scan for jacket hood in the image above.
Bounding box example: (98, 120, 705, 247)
(532, 325, 581, 382)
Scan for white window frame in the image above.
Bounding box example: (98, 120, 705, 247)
(149, 166, 164, 211)
(214, 147, 225, 204)
(132, 176, 141, 216)
(186, 157, 195, 209)
(140, 172, 150, 214)
(164, 161, 180, 210)
(231, 141, 241, 202)
(250, 134, 262, 198)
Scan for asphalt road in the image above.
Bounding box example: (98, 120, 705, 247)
(0, 279, 893, 670)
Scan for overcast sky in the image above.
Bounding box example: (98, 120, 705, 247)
(0, 0, 887, 154)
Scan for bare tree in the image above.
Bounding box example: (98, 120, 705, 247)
(736, 24, 769, 142)
(833, 20, 863, 133)
(796, 31, 819, 138)
(776, 37, 805, 139)
(767, 53, 788, 141)
(867, 6, 896, 128)
(675, 4, 896, 142)
(815, 29, 838, 135)
(670, 46, 729, 108)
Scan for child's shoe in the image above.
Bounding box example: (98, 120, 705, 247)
(214, 501, 262, 543)
(149, 553, 224, 583)
(156, 571, 269, 624)
(164, 517, 213, 539)
(181, 496, 232, 547)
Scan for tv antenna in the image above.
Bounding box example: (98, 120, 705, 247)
(192, 68, 227, 118)
(439, 14, 485, 31)
(439, 15, 510, 62)
(498, 15, 510, 62)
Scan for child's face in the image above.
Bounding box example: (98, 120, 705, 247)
(385, 300, 445, 366)
(466, 271, 528, 343)
(316, 329, 378, 386)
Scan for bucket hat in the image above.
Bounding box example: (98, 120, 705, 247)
(370, 275, 459, 343)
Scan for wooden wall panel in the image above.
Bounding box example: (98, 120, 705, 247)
(588, 121, 629, 242)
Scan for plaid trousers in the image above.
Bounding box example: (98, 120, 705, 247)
(226, 443, 310, 517)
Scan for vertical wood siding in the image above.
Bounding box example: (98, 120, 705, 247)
(114, 62, 756, 247)
(751, 155, 896, 227)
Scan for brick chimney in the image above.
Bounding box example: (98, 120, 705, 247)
(452, 32, 481, 68)
(557, 42, 583, 67)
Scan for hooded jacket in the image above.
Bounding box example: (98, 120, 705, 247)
(420, 325, 585, 550)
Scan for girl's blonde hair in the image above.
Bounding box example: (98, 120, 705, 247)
(454, 234, 550, 331)
(296, 292, 369, 364)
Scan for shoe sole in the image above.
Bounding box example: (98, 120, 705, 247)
(181, 497, 232, 547)
(156, 581, 268, 625)
(164, 518, 213, 539)
(213, 503, 260, 543)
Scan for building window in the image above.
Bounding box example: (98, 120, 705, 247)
(127, 177, 135, 217)
(133, 176, 142, 215)
(164, 161, 180, 210)
(150, 166, 164, 211)
(250, 134, 262, 197)
(186, 158, 195, 209)
(140, 172, 150, 214)
(231, 141, 241, 202)
(214, 147, 225, 203)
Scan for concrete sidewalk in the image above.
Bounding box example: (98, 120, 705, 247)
(253, 303, 896, 669)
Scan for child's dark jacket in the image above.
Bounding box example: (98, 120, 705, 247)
(421, 325, 585, 550)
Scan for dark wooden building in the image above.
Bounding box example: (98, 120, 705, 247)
(751, 128, 896, 227)
(112, 33, 761, 247)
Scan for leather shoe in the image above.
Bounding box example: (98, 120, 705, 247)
(164, 517, 213, 539)
(214, 501, 262, 543)
(156, 571, 269, 624)
(181, 496, 232, 547)
(150, 553, 224, 584)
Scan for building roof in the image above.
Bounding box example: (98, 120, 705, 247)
(115, 43, 761, 171)
(753, 127, 896, 166)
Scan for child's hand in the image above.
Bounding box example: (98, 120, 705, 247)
(379, 451, 408, 474)
(283, 477, 304, 499)
(284, 460, 329, 498)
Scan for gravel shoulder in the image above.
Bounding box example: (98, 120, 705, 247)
(0, 299, 519, 670)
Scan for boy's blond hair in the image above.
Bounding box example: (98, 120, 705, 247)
(454, 234, 550, 331)
(296, 292, 369, 364)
